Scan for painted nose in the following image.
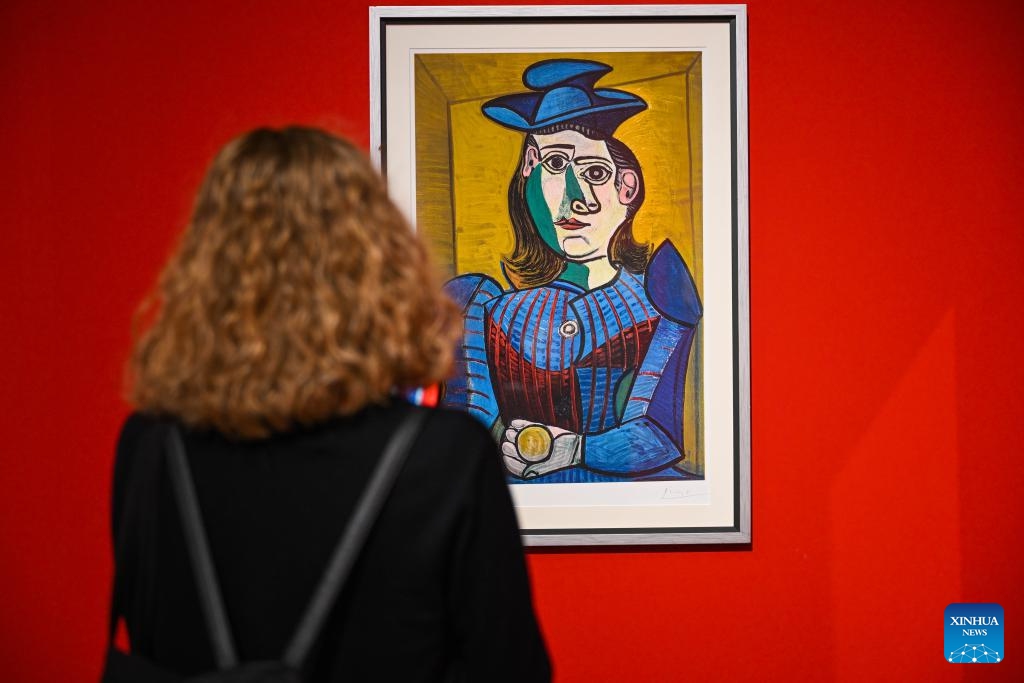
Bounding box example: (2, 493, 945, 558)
(566, 165, 600, 214)
(570, 193, 600, 214)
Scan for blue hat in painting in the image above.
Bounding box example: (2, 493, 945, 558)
(482, 59, 647, 136)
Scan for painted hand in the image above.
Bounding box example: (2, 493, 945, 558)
(501, 419, 582, 479)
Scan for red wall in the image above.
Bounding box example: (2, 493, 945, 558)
(2, 1, 1022, 680)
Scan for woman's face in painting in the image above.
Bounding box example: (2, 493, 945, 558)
(520, 130, 638, 261)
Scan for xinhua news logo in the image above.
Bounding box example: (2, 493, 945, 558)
(945, 603, 1003, 663)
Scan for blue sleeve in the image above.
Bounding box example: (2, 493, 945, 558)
(583, 242, 702, 476)
(441, 274, 503, 429)
(582, 319, 697, 475)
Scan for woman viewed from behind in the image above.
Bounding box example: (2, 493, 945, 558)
(107, 127, 550, 681)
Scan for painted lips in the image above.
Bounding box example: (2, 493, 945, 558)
(555, 218, 589, 230)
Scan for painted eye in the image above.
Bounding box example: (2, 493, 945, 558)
(579, 165, 612, 184)
(541, 153, 570, 174)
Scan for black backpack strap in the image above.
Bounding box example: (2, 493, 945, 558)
(282, 409, 427, 668)
(165, 425, 240, 669)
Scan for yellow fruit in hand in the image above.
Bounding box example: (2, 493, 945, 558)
(516, 425, 553, 462)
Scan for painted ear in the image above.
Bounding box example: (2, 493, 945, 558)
(617, 169, 639, 204)
(521, 145, 540, 178)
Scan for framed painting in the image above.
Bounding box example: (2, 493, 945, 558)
(370, 4, 749, 545)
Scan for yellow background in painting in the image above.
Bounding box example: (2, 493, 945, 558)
(414, 52, 705, 474)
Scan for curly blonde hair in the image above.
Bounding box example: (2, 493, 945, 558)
(129, 127, 460, 438)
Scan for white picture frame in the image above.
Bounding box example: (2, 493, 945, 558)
(370, 4, 749, 545)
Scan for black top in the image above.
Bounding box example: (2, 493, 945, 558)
(110, 402, 550, 682)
